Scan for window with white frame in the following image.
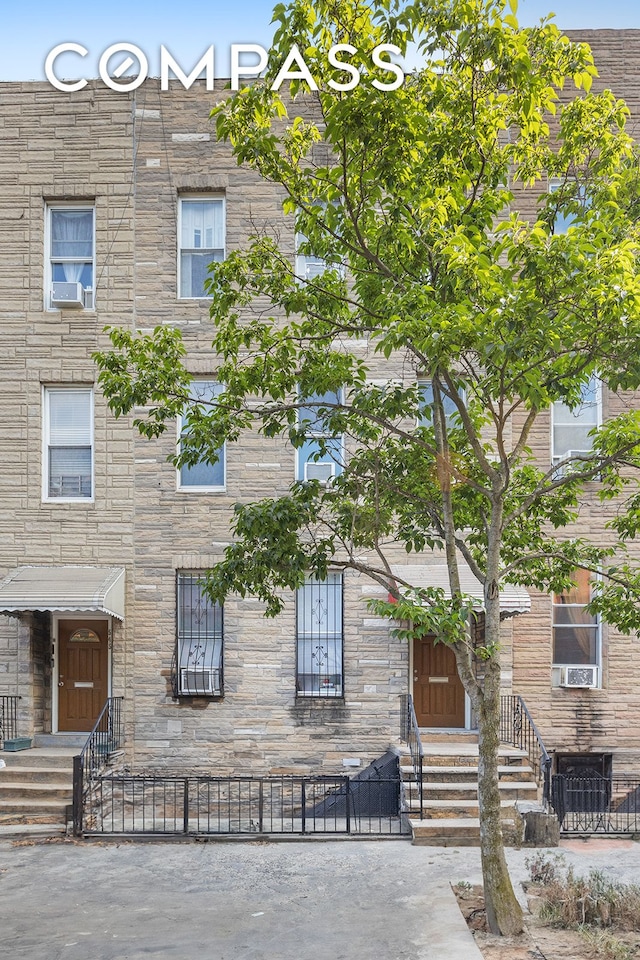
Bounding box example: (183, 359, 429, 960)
(417, 379, 465, 429)
(296, 390, 343, 483)
(296, 573, 343, 697)
(43, 387, 93, 500)
(176, 572, 223, 696)
(178, 381, 225, 490)
(295, 231, 329, 282)
(549, 177, 588, 235)
(178, 197, 225, 298)
(552, 569, 601, 687)
(551, 375, 600, 473)
(47, 205, 95, 309)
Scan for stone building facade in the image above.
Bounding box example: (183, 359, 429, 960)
(0, 30, 639, 781)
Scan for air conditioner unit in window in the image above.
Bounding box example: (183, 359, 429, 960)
(180, 668, 219, 696)
(560, 665, 598, 688)
(552, 450, 592, 478)
(304, 461, 336, 484)
(51, 281, 84, 308)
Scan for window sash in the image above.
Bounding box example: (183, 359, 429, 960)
(417, 379, 465, 428)
(296, 390, 343, 481)
(44, 388, 93, 500)
(48, 206, 95, 307)
(552, 376, 600, 464)
(178, 198, 225, 298)
(552, 571, 600, 667)
(296, 573, 343, 697)
(178, 381, 225, 490)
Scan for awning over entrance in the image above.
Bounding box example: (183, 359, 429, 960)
(0, 566, 125, 620)
(392, 563, 530, 615)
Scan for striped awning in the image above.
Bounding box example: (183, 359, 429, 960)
(0, 566, 125, 620)
(392, 563, 530, 615)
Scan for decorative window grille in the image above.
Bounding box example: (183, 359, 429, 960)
(296, 573, 343, 698)
(176, 572, 223, 697)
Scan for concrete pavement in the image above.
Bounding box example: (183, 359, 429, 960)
(0, 836, 638, 960)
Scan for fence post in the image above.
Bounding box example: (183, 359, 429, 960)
(345, 777, 351, 834)
(72, 754, 84, 836)
(183, 779, 189, 834)
(301, 780, 306, 835)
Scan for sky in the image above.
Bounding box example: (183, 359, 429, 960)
(0, 0, 638, 83)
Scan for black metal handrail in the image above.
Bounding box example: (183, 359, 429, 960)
(0, 695, 21, 743)
(500, 694, 551, 806)
(400, 694, 424, 817)
(73, 697, 123, 835)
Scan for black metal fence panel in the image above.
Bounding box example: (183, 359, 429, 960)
(0, 695, 20, 743)
(80, 774, 410, 838)
(551, 775, 640, 834)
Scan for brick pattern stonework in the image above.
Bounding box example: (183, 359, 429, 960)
(1, 30, 640, 776)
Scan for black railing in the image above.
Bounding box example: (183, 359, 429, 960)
(400, 694, 424, 817)
(77, 774, 409, 837)
(500, 694, 551, 806)
(73, 697, 124, 836)
(551, 775, 640, 834)
(0, 695, 21, 743)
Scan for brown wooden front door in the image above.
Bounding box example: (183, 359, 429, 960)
(58, 619, 109, 732)
(413, 636, 465, 727)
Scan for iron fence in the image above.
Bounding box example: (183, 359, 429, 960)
(78, 774, 410, 837)
(73, 697, 124, 835)
(0, 695, 20, 743)
(500, 694, 551, 805)
(551, 775, 640, 834)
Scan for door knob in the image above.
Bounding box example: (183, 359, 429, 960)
(58, 681, 64, 687)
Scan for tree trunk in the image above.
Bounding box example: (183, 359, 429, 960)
(477, 652, 524, 936)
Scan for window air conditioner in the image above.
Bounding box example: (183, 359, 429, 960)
(304, 461, 336, 484)
(180, 668, 219, 696)
(51, 281, 84, 308)
(560, 665, 598, 688)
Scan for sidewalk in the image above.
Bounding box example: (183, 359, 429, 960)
(0, 836, 637, 960)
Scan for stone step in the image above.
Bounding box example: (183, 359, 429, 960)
(0, 798, 71, 822)
(410, 817, 520, 847)
(413, 798, 516, 818)
(33, 734, 87, 749)
(403, 780, 538, 802)
(0, 781, 73, 802)
(0, 821, 67, 838)
(0, 747, 78, 768)
(0, 766, 74, 785)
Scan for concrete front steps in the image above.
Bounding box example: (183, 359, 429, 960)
(400, 730, 539, 846)
(0, 741, 82, 836)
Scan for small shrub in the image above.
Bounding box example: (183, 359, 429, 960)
(454, 880, 472, 892)
(580, 926, 635, 960)
(537, 868, 640, 932)
(524, 851, 566, 885)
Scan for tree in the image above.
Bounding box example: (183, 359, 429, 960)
(95, 0, 640, 936)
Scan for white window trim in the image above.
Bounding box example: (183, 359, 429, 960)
(551, 575, 602, 689)
(550, 376, 602, 471)
(44, 202, 96, 311)
(176, 381, 226, 493)
(295, 388, 344, 482)
(177, 195, 225, 300)
(42, 386, 95, 504)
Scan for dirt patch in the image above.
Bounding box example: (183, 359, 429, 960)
(454, 884, 640, 960)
